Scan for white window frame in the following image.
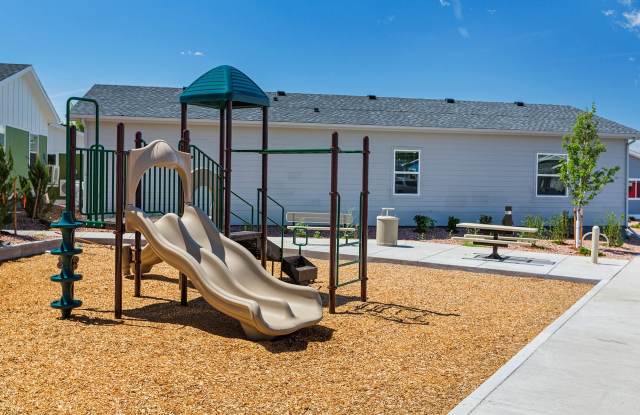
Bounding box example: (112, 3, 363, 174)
(629, 178, 640, 201)
(29, 133, 39, 166)
(0, 125, 5, 149)
(535, 152, 568, 198)
(393, 149, 421, 196)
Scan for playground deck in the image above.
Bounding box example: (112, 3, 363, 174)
(0, 245, 590, 414)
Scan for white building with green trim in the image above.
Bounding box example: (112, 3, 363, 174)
(0, 63, 59, 177)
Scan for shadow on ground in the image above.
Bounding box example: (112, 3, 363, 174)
(341, 301, 460, 325)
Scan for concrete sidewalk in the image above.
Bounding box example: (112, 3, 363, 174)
(275, 237, 628, 282)
(452, 256, 640, 414)
(16, 230, 628, 282)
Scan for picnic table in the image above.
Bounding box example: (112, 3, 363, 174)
(454, 223, 538, 260)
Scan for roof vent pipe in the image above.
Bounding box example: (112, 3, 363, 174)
(514, 101, 525, 106)
(313, 107, 320, 113)
(277, 90, 286, 96)
(273, 96, 279, 101)
(368, 95, 377, 100)
(445, 98, 455, 104)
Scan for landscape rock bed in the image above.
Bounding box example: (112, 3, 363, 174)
(0, 245, 591, 414)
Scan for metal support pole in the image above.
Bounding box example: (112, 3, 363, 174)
(134, 131, 142, 297)
(180, 103, 187, 137)
(50, 125, 83, 318)
(261, 107, 268, 269)
(329, 132, 339, 314)
(360, 136, 369, 302)
(114, 123, 124, 319)
(219, 107, 225, 230)
(224, 101, 233, 237)
(219, 107, 225, 171)
(179, 129, 190, 306)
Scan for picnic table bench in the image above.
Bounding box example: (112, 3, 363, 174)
(286, 212, 355, 233)
(453, 222, 538, 260)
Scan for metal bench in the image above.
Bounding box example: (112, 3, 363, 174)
(285, 212, 355, 232)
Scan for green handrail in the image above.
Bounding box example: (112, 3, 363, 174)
(257, 189, 286, 266)
(231, 148, 364, 155)
(65, 97, 99, 210)
(230, 190, 254, 229)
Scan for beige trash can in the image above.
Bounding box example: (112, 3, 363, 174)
(376, 208, 399, 246)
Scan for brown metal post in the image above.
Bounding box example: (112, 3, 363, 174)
(219, 107, 225, 171)
(260, 107, 268, 269)
(329, 132, 339, 314)
(360, 136, 369, 302)
(180, 103, 187, 136)
(219, 107, 225, 230)
(224, 101, 233, 237)
(179, 130, 190, 306)
(133, 131, 142, 297)
(114, 123, 124, 319)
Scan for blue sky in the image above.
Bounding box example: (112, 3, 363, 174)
(2, 0, 639, 146)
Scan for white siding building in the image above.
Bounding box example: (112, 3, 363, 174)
(71, 85, 638, 227)
(0, 63, 60, 176)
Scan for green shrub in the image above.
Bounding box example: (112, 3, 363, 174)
(479, 215, 492, 224)
(0, 147, 14, 226)
(446, 216, 460, 233)
(549, 211, 570, 243)
(602, 213, 624, 247)
(521, 215, 545, 239)
(414, 215, 436, 234)
(313, 230, 321, 239)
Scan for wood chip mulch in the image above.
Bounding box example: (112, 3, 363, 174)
(0, 244, 591, 414)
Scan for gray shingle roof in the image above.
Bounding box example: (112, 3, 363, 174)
(0, 63, 30, 82)
(71, 84, 639, 136)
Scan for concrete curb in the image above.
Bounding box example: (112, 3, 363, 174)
(448, 275, 613, 414)
(0, 238, 62, 262)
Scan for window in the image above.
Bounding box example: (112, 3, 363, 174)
(47, 154, 57, 166)
(29, 133, 39, 165)
(536, 153, 567, 196)
(630, 179, 640, 200)
(394, 150, 420, 195)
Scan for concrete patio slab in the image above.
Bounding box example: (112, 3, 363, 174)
(547, 255, 628, 281)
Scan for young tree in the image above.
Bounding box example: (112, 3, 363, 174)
(558, 104, 620, 248)
(27, 157, 50, 219)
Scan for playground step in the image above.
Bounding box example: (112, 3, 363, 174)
(229, 231, 262, 242)
(233, 234, 282, 262)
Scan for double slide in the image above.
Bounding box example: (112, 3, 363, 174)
(124, 140, 322, 340)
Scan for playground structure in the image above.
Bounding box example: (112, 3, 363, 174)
(49, 65, 370, 331)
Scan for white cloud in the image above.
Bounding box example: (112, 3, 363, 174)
(180, 50, 205, 57)
(458, 27, 469, 38)
(451, 0, 463, 20)
(488, 9, 497, 15)
(621, 10, 640, 29)
(439, 0, 450, 6)
(630, 56, 636, 61)
(619, 0, 633, 6)
(603, 9, 615, 16)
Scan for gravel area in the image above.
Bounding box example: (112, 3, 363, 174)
(0, 244, 591, 414)
(0, 230, 58, 245)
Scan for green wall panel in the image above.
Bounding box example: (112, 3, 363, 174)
(5, 126, 29, 177)
(38, 135, 47, 163)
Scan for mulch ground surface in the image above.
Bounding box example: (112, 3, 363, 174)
(0, 244, 591, 414)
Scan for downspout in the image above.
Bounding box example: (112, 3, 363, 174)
(626, 138, 637, 227)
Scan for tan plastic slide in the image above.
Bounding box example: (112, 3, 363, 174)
(124, 140, 323, 340)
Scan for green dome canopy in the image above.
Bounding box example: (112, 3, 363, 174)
(179, 65, 270, 109)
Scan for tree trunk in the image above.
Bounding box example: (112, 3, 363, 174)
(574, 207, 583, 248)
(13, 178, 17, 235)
(32, 179, 40, 219)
